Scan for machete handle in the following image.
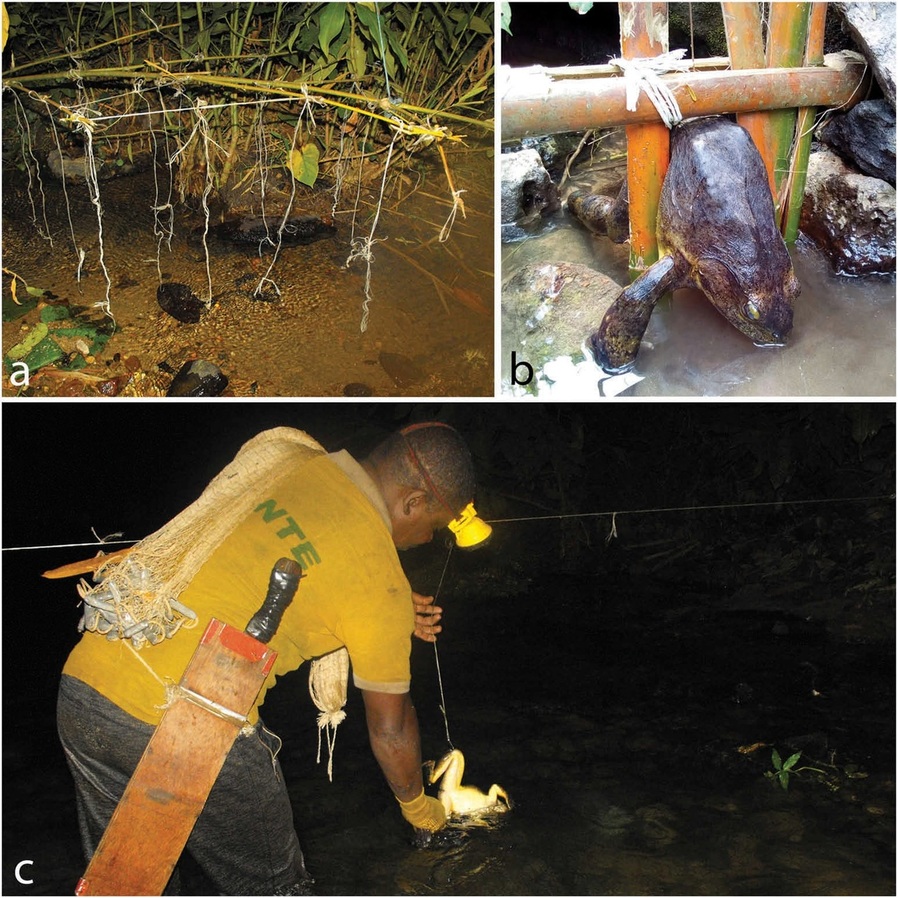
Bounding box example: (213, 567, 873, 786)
(245, 557, 303, 644)
(42, 546, 135, 579)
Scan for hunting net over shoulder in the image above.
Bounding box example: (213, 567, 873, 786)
(77, 427, 325, 649)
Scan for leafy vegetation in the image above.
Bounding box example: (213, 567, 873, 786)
(2, 3, 493, 200)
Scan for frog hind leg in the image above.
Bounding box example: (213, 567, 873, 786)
(587, 254, 678, 374)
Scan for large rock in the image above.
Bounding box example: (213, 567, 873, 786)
(800, 149, 896, 275)
(832, 2, 896, 108)
(502, 261, 621, 365)
(818, 99, 896, 185)
(500, 148, 560, 239)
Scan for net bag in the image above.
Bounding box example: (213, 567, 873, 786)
(77, 427, 325, 649)
(309, 646, 350, 781)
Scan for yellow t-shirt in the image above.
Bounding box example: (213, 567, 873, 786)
(63, 450, 414, 725)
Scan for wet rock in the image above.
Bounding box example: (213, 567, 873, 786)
(156, 283, 206, 324)
(46, 148, 147, 183)
(502, 261, 622, 367)
(500, 148, 560, 235)
(378, 352, 425, 387)
(818, 100, 896, 185)
(166, 360, 229, 397)
(832, 2, 896, 107)
(800, 149, 896, 275)
(342, 382, 374, 397)
(521, 132, 584, 177)
(208, 214, 336, 247)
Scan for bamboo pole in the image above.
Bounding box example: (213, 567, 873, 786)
(781, 2, 828, 241)
(500, 52, 868, 138)
(619, 1, 670, 278)
(764, 3, 811, 221)
(723, 2, 777, 197)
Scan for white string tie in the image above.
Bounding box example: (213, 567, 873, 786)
(609, 48, 691, 128)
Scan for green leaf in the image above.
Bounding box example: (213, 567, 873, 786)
(355, 4, 379, 40)
(783, 751, 802, 771)
(318, 2, 346, 59)
(385, 24, 408, 71)
(771, 749, 782, 771)
(468, 15, 492, 35)
(6, 322, 49, 361)
(500, 2, 512, 35)
(288, 144, 320, 187)
(348, 27, 367, 80)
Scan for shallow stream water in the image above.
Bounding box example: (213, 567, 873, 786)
(4, 533, 893, 897)
(2, 137, 494, 397)
(501, 155, 896, 398)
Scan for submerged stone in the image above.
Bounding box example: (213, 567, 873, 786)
(207, 214, 336, 247)
(156, 283, 205, 324)
(166, 360, 228, 397)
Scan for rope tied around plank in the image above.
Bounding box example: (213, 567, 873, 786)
(609, 48, 692, 128)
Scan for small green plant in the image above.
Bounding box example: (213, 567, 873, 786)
(765, 749, 829, 791)
(766, 748, 802, 790)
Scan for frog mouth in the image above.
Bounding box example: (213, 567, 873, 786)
(752, 339, 787, 348)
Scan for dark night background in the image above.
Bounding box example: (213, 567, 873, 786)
(2, 401, 895, 895)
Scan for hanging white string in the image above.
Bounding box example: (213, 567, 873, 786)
(344, 132, 397, 332)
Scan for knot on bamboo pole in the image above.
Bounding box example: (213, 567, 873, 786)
(610, 48, 692, 128)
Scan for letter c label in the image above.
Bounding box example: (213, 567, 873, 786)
(16, 860, 34, 885)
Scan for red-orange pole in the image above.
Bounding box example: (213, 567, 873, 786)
(723, 2, 778, 198)
(619, 1, 670, 278)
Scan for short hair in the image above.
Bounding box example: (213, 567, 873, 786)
(368, 422, 475, 515)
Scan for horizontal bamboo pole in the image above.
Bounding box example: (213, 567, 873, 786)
(501, 51, 867, 139)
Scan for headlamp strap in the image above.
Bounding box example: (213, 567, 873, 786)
(399, 423, 458, 519)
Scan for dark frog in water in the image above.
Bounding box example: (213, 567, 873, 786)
(570, 116, 801, 373)
(206, 214, 336, 247)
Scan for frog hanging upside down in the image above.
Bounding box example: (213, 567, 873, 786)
(426, 749, 512, 819)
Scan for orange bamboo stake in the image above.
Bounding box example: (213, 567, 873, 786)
(723, 2, 778, 198)
(619, 1, 670, 279)
(764, 3, 811, 220)
(782, 2, 827, 240)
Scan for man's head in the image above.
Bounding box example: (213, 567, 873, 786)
(363, 422, 476, 550)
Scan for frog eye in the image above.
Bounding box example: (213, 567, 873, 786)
(744, 300, 761, 321)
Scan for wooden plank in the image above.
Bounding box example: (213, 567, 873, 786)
(75, 620, 277, 896)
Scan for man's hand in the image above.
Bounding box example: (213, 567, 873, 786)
(412, 592, 442, 643)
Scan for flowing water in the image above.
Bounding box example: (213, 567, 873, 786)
(2, 138, 494, 397)
(501, 156, 896, 398)
(5, 538, 893, 896)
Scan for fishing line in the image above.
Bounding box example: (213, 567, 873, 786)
(487, 493, 894, 525)
(431, 541, 456, 750)
(3, 493, 891, 554)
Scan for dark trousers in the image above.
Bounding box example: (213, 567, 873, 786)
(57, 674, 312, 895)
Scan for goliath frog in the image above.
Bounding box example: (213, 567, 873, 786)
(569, 116, 801, 373)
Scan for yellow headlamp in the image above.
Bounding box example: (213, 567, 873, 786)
(448, 502, 492, 549)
